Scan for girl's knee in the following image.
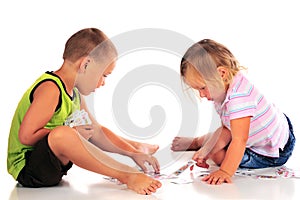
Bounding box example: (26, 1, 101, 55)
(221, 126, 231, 134)
(211, 149, 226, 165)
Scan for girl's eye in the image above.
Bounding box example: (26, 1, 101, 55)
(103, 75, 107, 78)
(199, 86, 206, 90)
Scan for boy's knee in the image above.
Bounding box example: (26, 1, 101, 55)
(47, 126, 78, 163)
(48, 126, 77, 143)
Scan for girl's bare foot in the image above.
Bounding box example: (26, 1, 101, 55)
(171, 137, 202, 151)
(124, 173, 162, 195)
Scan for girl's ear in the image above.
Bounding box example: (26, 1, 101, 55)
(217, 66, 228, 79)
(78, 57, 90, 73)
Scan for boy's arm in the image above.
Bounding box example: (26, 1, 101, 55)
(80, 96, 160, 173)
(79, 95, 140, 155)
(202, 116, 250, 184)
(19, 81, 60, 146)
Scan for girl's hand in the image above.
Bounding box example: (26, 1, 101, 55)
(73, 125, 94, 140)
(202, 169, 232, 185)
(192, 149, 210, 168)
(194, 158, 209, 169)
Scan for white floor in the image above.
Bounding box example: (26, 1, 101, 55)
(3, 150, 300, 200)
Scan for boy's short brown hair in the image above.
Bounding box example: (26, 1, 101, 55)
(63, 28, 117, 63)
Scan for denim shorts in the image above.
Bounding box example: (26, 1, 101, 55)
(239, 114, 295, 169)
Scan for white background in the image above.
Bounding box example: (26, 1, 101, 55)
(1, 0, 299, 197)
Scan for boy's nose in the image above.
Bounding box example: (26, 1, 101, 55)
(97, 79, 105, 88)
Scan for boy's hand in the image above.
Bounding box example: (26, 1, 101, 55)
(132, 153, 160, 174)
(73, 125, 94, 140)
(202, 169, 232, 185)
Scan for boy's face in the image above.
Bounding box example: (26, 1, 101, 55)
(78, 59, 116, 95)
(96, 61, 116, 88)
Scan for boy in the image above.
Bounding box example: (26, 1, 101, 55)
(7, 28, 161, 195)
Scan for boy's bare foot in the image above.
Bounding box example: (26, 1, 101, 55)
(124, 173, 162, 195)
(136, 143, 159, 155)
(171, 137, 202, 151)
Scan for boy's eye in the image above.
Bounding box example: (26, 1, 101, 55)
(103, 75, 107, 78)
(199, 86, 206, 90)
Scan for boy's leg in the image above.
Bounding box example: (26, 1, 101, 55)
(99, 126, 159, 155)
(48, 126, 161, 195)
(17, 135, 73, 187)
(123, 138, 159, 155)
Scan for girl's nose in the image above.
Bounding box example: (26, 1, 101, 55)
(199, 90, 206, 98)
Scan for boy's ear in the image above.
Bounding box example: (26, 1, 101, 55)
(78, 57, 90, 73)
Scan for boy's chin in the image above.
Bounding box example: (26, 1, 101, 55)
(80, 90, 94, 96)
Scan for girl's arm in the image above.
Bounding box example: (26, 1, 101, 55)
(19, 81, 60, 146)
(193, 125, 232, 168)
(202, 116, 250, 184)
(220, 116, 250, 175)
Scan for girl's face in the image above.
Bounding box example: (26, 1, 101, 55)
(184, 67, 213, 101)
(184, 67, 227, 103)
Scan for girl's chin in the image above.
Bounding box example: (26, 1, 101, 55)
(211, 95, 226, 103)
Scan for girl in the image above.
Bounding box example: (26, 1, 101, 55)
(171, 39, 295, 185)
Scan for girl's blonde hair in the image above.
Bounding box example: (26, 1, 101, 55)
(180, 39, 244, 88)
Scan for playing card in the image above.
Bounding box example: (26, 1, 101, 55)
(64, 109, 92, 127)
(170, 160, 196, 176)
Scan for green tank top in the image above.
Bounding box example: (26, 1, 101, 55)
(7, 71, 81, 179)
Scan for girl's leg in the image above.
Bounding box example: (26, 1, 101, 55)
(171, 135, 207, 151)
(48, 126, 161, 195)
(193, 126, 231, 166)
(209, 149, 227, 166)
(206, 127, 232, 165)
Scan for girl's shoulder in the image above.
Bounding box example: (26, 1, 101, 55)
(228, 73, 255, 99)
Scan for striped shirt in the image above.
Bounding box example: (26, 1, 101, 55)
(214, 72, 289, 157)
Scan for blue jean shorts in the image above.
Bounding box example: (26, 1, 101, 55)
(239, 115, 295, 169)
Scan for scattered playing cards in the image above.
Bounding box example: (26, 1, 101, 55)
(170, 160, 196, 177)
(276, 166, 300, 178)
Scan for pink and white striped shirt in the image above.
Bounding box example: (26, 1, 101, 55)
(214, 72, 289, 157)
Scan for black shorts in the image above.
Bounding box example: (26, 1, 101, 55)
(17, 135, 73, 187)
